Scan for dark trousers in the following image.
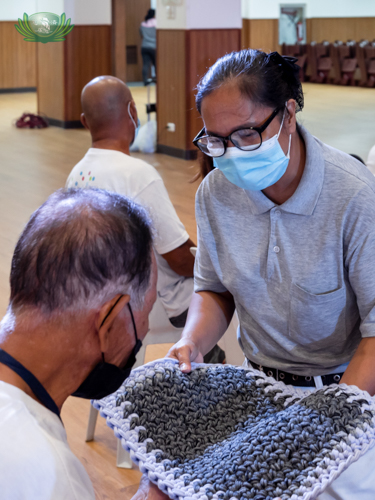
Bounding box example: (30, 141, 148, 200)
(141, 47, 156, 84)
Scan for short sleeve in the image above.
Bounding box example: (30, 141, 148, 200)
(134, 179, 189, 255)
(194, 180, 227, 294)
(344, 188, 375, 338)
(194, 226, 228, 294)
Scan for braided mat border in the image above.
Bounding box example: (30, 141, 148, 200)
(93, 359, 375, 500)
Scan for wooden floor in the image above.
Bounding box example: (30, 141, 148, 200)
(0, 83, 375, 499)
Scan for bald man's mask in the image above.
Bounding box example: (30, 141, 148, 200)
(128, 101, 140, 145)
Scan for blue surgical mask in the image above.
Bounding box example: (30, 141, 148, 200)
(213, 111, 291, 191)
(128, 101, 140, 145)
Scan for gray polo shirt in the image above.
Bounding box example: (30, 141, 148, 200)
(194, 125, 375, 376)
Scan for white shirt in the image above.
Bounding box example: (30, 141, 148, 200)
(0, 382, 95, 499)
(366, 144, 375, 175)
(66, 149, 194, 317)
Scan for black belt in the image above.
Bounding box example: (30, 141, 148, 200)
(247, 359, 344, 387)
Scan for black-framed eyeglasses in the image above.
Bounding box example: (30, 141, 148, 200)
(192, 107, 281, 158)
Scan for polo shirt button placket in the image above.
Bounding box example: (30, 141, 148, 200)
(268, 208, 281, 277)
(272, 210, 281, 255)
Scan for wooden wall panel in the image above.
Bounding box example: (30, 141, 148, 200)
(112, 0, 127, 82)
(125, 0, 151, 82)
(157, 30, 187, 151)
(309, 17, 375, 43)
(37, 42, 64, 121)
(64, 25, 112, 122)
(242, 19, 280, 53)
(241, 18, 250, 50)
(186, 29, 241, 145)
(305, 18, 312, 44)
(0, 21, 36, 89)
(241, 17, 375, 49)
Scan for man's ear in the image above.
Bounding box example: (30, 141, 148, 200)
(81, 113, 89, 130)
(96, 294, 130, 353)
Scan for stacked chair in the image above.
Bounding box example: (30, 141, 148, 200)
(356, 41, 375, 87)
(281, 40, 375, 87)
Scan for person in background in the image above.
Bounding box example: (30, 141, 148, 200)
(67, 76, 225, 363)
(0, 188, 157, 499)
(140, 9, 156, 85)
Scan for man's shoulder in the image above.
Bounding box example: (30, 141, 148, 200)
(67, 149, 162, 193)
(0, 383, 95, 499)
(72, 149, 160, 175)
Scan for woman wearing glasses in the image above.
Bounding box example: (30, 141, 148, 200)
(167, 49, 375, 398)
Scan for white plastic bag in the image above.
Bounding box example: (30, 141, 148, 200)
(130, 120, 157, 154)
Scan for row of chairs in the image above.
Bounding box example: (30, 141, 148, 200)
(282, 41, 375, 87)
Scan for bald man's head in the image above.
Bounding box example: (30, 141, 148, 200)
(81, 76, 137, 143)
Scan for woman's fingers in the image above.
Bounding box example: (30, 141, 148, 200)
(177, 346, 194, 373)
(166, 339, 203, 373)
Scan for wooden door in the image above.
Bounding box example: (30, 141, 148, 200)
(125, 0, 151, 82)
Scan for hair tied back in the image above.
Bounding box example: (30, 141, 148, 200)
(268, 52, 300, 78)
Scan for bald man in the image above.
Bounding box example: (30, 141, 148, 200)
(66, 78, 194, 330)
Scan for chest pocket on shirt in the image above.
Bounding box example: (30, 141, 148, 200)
(288, 282, 347, 347)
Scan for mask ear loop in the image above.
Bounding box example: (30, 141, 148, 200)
(277, 105, 292, 160)
(277, 108, 286, 139)
(128, 101, 137, 130)
(127, 303, 138, 341)
(286, 134, 292, 160)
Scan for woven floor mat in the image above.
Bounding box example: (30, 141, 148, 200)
(93, 359, 375, 500)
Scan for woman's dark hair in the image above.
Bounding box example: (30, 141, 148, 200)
(350, 154, 365, 165)
(196, 49, 304, 115)
(145, 9, 155, 21)
(192, 151, 215, 182)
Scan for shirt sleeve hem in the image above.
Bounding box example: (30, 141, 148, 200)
(360, 327, 375, 338)
(157, 233, 190, 255)
(194, 282, 228, 294)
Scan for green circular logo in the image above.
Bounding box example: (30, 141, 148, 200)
(28, 12, 60, 37)
(14, 12, 74, 44)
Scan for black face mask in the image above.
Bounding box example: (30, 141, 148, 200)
(72, 300, 142, 400)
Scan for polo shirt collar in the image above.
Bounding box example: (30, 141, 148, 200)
(244, 125, 325, 216)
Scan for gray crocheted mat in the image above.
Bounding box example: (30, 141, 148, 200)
(93, 359, 375, 500)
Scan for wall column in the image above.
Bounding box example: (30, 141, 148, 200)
(156, 0, 242, 160)
(36, 0, 112, 127)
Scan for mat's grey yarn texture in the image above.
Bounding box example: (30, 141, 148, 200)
(94, 359, 375, 500)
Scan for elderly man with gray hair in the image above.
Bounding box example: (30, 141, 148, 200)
(0, 188, 157, 499)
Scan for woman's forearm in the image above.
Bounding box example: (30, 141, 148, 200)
(181, 290, 235, 356)
(340, 337, 375, 395)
